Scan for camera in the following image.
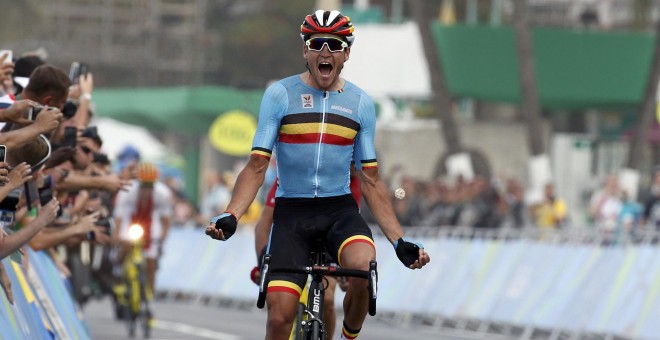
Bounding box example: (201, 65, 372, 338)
(26, 105, 44, 121)
(63, 126, 78, 148)
(38, 175, 54, 206)
(62, 100, 77, 119)
(69, 61, 89, 85)
(93, 152, 109, 165)
(0, 144, 6, 163)
(0, 188, 21, 212)
(25, 105, 55, 121)
(96, 217, 112, 235)
(87, 214, 112, 241)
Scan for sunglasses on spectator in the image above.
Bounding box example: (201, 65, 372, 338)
(80, 146, 93, 154)
(306, 37, 348, 52)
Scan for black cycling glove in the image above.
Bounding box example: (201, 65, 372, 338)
(393, 237, 423, 268)
(210, 212, 238, 240)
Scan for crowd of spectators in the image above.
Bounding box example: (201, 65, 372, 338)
(354, 166, 660, 244)
(0, 49, 135, 307)
(194, 158, 660, 246)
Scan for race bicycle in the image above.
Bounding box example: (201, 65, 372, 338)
(115, 223, 153, 338)
(257, 240, 378, 340)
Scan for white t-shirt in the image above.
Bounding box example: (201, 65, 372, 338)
(113, 179, 173, 241)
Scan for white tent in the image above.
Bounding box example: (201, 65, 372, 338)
(92, 117, 170, 161)
(341, 21, 432, 99)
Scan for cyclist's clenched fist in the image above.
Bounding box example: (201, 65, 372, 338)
(394, 238, 431, 269)
(206, 212, 237, 241)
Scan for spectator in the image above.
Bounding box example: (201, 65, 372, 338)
(589, 175, 622, 232)
(503, 178, 527, 228)
(642, 167, 660, 231)
(12, 54, 44, 95)
(531, 182, 567, 229)
(616, 190, 642, 244)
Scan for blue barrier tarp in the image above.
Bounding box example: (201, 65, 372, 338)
(158, 227, 660, 338)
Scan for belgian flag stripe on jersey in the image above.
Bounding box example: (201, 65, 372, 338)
(280, 123, 358, 140)
(281, 112, 360, 131)
(280, 113, 360, 145)
(361, 159, 378, 169)
(279, 133, 354, 145)
(251, 147, 272, 159)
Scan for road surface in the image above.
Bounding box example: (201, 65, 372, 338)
(82, 297, 512, 339)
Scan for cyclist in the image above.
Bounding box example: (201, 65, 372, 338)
(113, 162, 173, 322)
(252, 169, 360, 339)
(207, 10, 430, 340)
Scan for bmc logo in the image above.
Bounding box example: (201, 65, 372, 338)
(301, 94, 313, 108)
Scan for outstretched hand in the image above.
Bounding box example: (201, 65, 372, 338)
(394, 238, 430, 269)
(205, 212, 237, 241)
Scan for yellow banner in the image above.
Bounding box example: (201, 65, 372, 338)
(208, 110, 257, 156)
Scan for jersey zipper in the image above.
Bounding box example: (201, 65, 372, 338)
(314, 91, 329, 197)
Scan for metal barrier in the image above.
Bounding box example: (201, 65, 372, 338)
(158, 225, 660, 339)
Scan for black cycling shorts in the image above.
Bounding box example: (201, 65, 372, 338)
(266, 194, 374, 297)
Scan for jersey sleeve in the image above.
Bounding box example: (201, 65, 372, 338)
(251, 82, 288, 160)
(353, 92, 378, 171)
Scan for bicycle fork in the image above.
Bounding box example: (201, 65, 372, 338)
(302, 274, 325, 339)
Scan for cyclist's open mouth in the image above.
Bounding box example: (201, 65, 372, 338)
(318, 62, 333, 78)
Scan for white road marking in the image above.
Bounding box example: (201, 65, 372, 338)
(155, 320, 242, 340)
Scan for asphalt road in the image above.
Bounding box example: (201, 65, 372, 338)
(82, 297, 509, 340)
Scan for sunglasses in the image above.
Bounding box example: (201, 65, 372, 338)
(306, 37, 348, 53)
(80, 146, 93, 154)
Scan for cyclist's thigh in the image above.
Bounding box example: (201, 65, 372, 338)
(270, 205, 311, 293)
(325, 210, 375, 267)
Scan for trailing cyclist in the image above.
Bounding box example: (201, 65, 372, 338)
(113, 162, 173, 325)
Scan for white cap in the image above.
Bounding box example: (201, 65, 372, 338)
(13, 76, 29, 88)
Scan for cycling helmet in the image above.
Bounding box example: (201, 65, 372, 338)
(136, 162, 159, 183)
(300, 10, 354, 46)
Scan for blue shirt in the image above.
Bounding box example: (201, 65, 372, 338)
(251, 75, 377, 198)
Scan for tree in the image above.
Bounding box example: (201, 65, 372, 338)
(410, 0, 461, 154)
(410, 0, 491, 178)
(512, 0, 545, 156)
(627, 19, 660, 170)
(210, 0, 314, 88)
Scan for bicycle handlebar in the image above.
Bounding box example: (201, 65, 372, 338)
(270, 266, 370, 279)
(257, 254, 377, 316)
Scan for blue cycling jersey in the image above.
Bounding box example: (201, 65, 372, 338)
(251, 75, 378, 198)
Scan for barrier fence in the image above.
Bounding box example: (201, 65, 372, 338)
(0, 248, 90, 340)
(157, 226, 660, 340)
(2, 226, 656, 339)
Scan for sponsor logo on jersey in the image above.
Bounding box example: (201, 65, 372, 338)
(331, 104, 353, 114)
(301, 94, 313, 108)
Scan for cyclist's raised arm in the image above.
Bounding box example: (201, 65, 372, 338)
(226, 155, 270, 220)
(207, 83, 284, 241)
(354, 92, 430, 269)
(359, 167, 430, 269)
(357, 167, 403, 244)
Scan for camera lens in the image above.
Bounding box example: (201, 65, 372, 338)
(62, 100, 77, 119)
